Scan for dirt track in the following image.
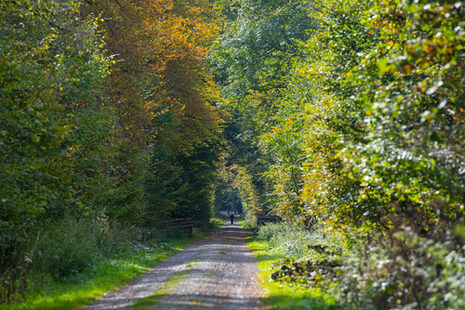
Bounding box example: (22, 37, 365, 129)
(82, 222, 263, 309)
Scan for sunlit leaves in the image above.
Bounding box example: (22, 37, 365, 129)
(136, 0, 225, 223)
(213, 0, 465, 230)
(0, 0, 114, 261)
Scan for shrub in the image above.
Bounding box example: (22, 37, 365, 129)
(257, 223, 344, 260)
(29, 218, 137, 280)
(94, 211, 136, 258)
(257, 223, 346, 292)
(260, 223, 311, 258)
(241, 213, 258, 230)
(31, 220, 100, 279)
(258, 220, 465, 309)
(271, 258, 341, 287)
(334, 226, 465, 309)
(257, 223, 289, 242)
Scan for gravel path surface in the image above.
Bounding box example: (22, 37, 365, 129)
(82, 222, 263, 309)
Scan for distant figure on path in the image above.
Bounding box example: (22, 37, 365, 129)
(229, 213, 235, 225)
(227, 209, 230, 215)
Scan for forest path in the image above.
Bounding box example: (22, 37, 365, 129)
(82, 222, 263, 309)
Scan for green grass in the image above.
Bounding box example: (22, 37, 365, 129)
(0, 236, 204, 310)
(247, 236, 341, 309)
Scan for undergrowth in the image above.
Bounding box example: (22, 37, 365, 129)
(248, 223, 342, 309)
(250, 222, 465, 309)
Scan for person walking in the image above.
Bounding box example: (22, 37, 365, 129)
(229, 213, 235, 225)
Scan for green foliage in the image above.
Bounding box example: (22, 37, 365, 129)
(344, 0, 465, 224)
(209, 0, 316, 222)
(145, 134, 223, 225)
(256, 221, 465, 309)
(0, 234, 198, 310)
(248, 233, 341, 309)
(211, 0, 314, 94)
(1, 0, 224, 304)
(335, 227, 465, 309)
(258, 223, 311, 258)
(30, 219, 135, 280)
(216, 118, 265, 223)
(2, 0, 464, 307)
(32, 221, 100, 279)
(257, 223, 344, 262)
(212, 0, 465, 227)
(1, 2, 115, 298)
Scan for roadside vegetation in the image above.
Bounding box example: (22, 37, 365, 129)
(248, 234, 339, 309)
(249, 222, 465, 309)
(0, 224, 218, 310)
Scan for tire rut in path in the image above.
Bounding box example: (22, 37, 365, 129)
(82, 222, 263, 309)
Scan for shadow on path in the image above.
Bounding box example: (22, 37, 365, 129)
(82, 222, 263, 310)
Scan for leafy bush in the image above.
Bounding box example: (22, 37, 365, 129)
(258, 220, 465, 309)
(241, 214, 258, 230)
(31, 219, 136, 280)
(257, 223, 344, 295)
(334, 225, 465, 309)
(272, 258, 340, 287)
(259, 223, 311, 258)
(257, 223, 289, 242)
(258, 223, 344, 260)
(32, 220, 100, 279)
(96, 222, 135, 259)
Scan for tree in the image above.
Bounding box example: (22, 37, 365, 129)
(1, 0, 114, 297)
(210, 0, 316, 221)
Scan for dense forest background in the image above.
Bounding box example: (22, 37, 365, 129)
(1, 0, 464, 308)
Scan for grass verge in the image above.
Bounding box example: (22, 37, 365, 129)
(0, 234, 205, 310)
(247, 235, 341, 309)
